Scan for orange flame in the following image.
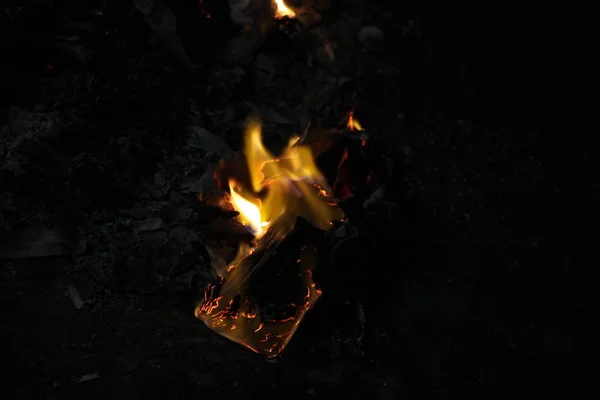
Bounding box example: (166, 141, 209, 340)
(195, 117, 344, 358)
(274, 0, 296, 19)
(347, 110, 364, 131)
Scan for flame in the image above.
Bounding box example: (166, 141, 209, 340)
(274, 0, 296, 19)
(229, 118, 343, 239)
(229, 179, 269, 236)
(195, 117, 344, 358)
(347, 110, 364, 131)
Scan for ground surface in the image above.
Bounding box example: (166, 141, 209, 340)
(1, 1, 581, 398)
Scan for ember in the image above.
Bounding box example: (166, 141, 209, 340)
(195, 117, 346, 357)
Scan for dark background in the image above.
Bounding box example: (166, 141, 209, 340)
(1, 0, 585, 398)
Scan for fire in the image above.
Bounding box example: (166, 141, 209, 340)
(229, 180, 268, 237)
(195, 117, 344, 358)
(274, 0, 296, 19)
(226, 118, 343, 239)
(347, 110, 364, 131)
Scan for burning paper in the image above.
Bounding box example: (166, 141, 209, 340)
(196, 235, 322, 357)
(195, 117, 344, 358)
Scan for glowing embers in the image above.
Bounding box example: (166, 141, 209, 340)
(195, 235, 321, 358)
(195, 117, 344, 358)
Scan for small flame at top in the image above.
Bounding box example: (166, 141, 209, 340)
(274, 0, 296, 19)
(347, 110, 364, 131)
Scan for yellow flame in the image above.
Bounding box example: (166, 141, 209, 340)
(274, 0, 296, 19)
(229, 117, 343, 240)
(288, 135, 300, 148)
(228, 179, 269, 237)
